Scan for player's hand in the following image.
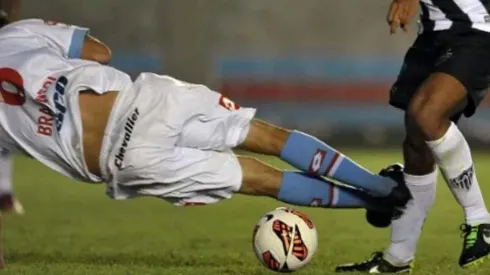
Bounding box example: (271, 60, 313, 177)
(387, 0, 419, 34)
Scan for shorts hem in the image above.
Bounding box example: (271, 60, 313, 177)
(231, 108, 256, 146)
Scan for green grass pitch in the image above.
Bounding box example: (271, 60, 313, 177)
(4, 149, 490, 275)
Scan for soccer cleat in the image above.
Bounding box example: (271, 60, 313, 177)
(335, 252, 413, 273)
(365, 164, 407, 228)
(379, 163, 411, 208)
(459, 223, 490, 268)
(365, 207, 403, 228)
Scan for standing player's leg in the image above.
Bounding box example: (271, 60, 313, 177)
(404, 32, 490, 267)
(336, 34, 440, 273)
(382, 114, 439, 267)
(409, 71, 490, 268)
(337, 31, 490, 273)
(239, 119, 410, 206)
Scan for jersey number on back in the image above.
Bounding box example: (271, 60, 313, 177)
(0, 68, 26, 106)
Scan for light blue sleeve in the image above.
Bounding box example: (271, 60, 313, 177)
(67, 28, 89, 59)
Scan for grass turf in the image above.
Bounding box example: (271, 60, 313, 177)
(3, 149, 490, 274)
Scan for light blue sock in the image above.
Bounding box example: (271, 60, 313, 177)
(277, 171, 376, 209)
(280, 131, 397, 197)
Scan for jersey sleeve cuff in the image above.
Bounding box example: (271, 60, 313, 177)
(68, 28, 89, 59)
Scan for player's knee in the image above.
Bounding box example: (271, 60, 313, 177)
(408, 74, 467, 139)
(238, 156, 282, 197)
(241, 119, 291, 156)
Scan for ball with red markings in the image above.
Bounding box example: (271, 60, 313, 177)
(252, 207, 318, 272)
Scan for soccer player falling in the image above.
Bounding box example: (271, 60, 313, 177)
(0, 12, 412, 269)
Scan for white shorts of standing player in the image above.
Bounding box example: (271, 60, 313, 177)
(99, 73, 256, 206)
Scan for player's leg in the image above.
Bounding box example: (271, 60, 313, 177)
(336, 33, 439, 273)
(103, 76, 387, 210)
(112, 142, 392, 212)
(338, 32, 490, 271)
(239, 119, 410, 205)
(410, 75, 490, 268)
(169, 77, 410, 206)
(383, 32, 490, 269)
(382, 116, 438, 265)
(237, 155, 390, 210)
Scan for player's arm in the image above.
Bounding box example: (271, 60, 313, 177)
(81, 34, 112, 64)
(18, 20, 112, 64)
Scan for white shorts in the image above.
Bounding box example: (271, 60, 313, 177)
(99, 73, 256, 206)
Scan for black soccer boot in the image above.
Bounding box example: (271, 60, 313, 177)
(459, 223, 490, 268)
(335, 252, 413, 273)
(380, 163, 411, 208)
(365, 164, 407, 228)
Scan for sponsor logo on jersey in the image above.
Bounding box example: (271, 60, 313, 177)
(114, 108, 140, 170)
(448, 166, 474, 190)
(35, 76, 56, 104)
(36, 76, 56, 136)
(52, 76, 68, 132)
(35, 75, 68, 135)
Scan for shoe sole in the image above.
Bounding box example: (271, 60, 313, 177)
(461, 253, 490, 268)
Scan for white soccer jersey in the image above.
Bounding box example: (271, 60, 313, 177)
(0, 19, 133, 186)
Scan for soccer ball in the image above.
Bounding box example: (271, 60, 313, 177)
(252, 207, 318, 272)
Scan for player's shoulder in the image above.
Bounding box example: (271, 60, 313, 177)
(3, 18, 42, 28)
(0, 18, 39, 34)
(1, 19, 67, 32)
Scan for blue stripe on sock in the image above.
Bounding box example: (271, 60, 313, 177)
(280, 131, 396, 197)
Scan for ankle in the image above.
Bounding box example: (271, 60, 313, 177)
(465, 207, 490, 225)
